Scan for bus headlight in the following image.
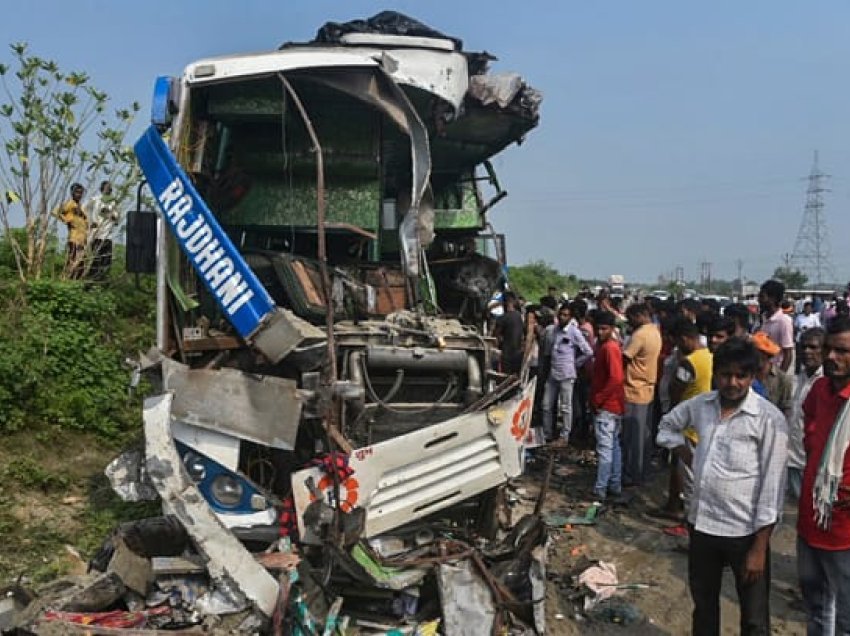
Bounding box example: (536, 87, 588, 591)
(210, 474, 243, 508)
(183, 452, 206, 482)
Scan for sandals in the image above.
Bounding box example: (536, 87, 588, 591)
(662, 524, 689, 538)
(645, 507, 685, 522)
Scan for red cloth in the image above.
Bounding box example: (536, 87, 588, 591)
(798, 377, 850, 549)
(590, 339, 625, 415)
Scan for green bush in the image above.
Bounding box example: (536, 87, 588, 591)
(0, 277, 153, 435)
(508, 260, 579, 304)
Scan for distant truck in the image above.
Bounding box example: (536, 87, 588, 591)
(608, 274, 626, 296)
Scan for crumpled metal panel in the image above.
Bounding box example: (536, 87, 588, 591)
(143, 393, 279, 617)
(162, 358, 302, 450)
(468, 73, 524, 109)
(292, 380, 536, 539)
(378, 48, 468, 113)
(437, 560, 495, 636)
(104, 450, 158, 502)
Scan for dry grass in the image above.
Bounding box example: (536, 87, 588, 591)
(0, 429, 157, 584)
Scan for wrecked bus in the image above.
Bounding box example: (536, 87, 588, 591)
(122, 12, 542, 628)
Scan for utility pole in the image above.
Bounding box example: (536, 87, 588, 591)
(790, 151, 836, 287)
(699, 260, 712, 292)
(736, 259, 744, 296)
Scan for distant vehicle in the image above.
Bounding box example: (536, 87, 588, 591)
(682, 288, 698, 299)
(649, 289, 671, 301)
(700, 294, 732, 308)
(608, 274, 626, 296)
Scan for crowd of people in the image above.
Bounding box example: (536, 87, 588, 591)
(58, 181, 120, 280)
(493, 279, 850, 635)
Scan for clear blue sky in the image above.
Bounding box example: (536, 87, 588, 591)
(3, 0, 849, 285)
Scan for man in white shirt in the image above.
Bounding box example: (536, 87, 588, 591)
(795, 301, 822, 340)
(787, 327, 824, 500)
(86, 181, 119, 280)
(657, 338, 788, 636)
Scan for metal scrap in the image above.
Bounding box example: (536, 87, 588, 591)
(143, 393, 279, 618)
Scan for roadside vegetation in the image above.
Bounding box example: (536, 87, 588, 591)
(509, 260, 581, 302)
(0, 43, 155, 584)
(0, 250, 159, 582)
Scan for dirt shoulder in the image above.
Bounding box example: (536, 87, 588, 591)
(0, 430, 156, 584)
(518, 447, 806, 635)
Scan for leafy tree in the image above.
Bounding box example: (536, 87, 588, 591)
(0, 43, 140, 281)
(772, 266, 808, 290)
(508, 260, 579, 304)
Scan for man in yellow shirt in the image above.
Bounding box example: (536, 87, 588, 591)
(60, 183, 87, 279)
(661, 317, 713, 533)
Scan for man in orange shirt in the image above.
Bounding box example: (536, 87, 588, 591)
(622, 303, 662, 487)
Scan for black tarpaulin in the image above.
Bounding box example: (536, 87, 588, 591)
(313, 11, 462, 50)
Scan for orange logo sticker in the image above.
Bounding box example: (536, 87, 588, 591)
(311, 475, 360, 513)
(511, 396, 532, 441)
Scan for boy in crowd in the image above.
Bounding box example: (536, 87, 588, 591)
(590, 311, 625, 501)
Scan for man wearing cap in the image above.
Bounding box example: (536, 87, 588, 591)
(752, 332, 793, 419)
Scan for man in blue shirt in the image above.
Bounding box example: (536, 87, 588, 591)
(540, 302, 594, 444)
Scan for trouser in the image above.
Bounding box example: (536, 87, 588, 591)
(666, 447, 695, 512)
(689, 529, 771, 636)
(90, 239, 113, 280)
(593, 410, 622, 497)
(65, 242, 85, 279)
(541, 376, 575, 441)
(797, 537, 850, 636)
(787, 467, 803, 501)
(622, 401, 653, 486)
(680, 455, 694, 511)
(573, 375, 591, 438)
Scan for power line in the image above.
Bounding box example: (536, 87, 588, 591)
(789, 151, 837, 286)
